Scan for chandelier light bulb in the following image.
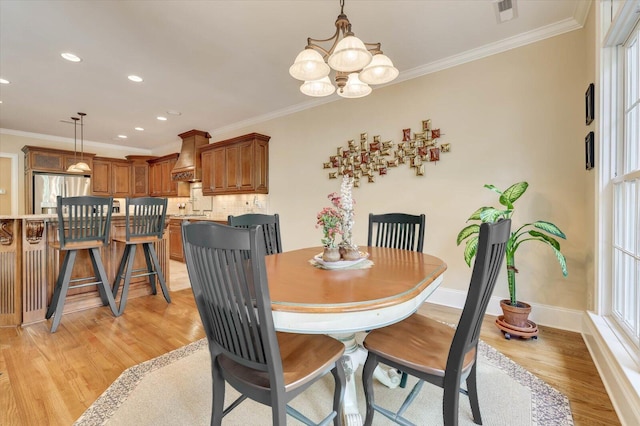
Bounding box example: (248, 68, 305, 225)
(338, 73, 371, 98)
(359, 53, 399, 85)
(328, 35, 372, 72)
(290, 49, 330, 81)
(301, 77, 336, 97)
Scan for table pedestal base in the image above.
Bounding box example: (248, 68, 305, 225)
(331, 333, 402, 426)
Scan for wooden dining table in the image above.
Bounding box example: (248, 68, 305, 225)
(264, 246, 447, 426)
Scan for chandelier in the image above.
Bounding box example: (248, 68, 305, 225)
(289, 0, 398, 98)
(66, 112, 91, 173)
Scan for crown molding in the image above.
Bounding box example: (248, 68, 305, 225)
(0, 128, 152, 154)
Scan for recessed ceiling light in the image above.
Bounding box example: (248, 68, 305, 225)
(61, 52, 82, 62)
(135, 127, 144, 131)
(117, 135, 128, 139)
(157, 116, 167, 121)
(128, 75, 143, 82)
(0, 78, 10, 84)
(167, 110, 182, 116)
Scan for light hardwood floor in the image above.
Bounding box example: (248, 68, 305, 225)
(0, 273, 619, 425)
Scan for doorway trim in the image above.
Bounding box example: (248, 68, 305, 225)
(0, 152, 19, 215)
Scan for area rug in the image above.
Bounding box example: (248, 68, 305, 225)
(75, 337, 573, 425)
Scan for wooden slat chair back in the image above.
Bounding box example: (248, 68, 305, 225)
(367, 213, 426, 252)
(112, 197, 171, 314)
(182, 221, 345, 425)
(46, 195, 119, 332)
(126, 198, 167, 240)
(362, 219, 512, 426)
(228, 213, 283, 255)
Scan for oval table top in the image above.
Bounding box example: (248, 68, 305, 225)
(266, 246, 447, 334)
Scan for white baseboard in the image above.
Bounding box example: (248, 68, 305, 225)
(582, 312, 640, 426)
(427, 287, 584, 332)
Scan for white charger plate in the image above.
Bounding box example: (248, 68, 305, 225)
(312, 251, 369, 269)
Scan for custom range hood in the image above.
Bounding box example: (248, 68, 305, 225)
(171, 129, 211, 182)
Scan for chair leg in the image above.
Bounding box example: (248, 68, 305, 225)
(400, 371, 408, 388)
(443, 373, 462, 426)
(466, 363, 482, 425)
(88, 247, 119, 317)
(142, 244, 157, 295)
(331, 358, 347, 426)
(112, 244, 131, 300)
(48, 250, 77, 332)
(272, 401, 287, 426)
(46, 250, 72, 320)
(211, 356, 225, 426)
(117, 245, 137, 315)
(362, 354, 378, 426)
(144, 243, 171, 303)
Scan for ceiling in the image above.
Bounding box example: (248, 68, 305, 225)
(0, 0, 589, 152)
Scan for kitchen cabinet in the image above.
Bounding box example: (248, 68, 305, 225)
(200, 133, 269, 195)
(148, 153, 189, 197)
(92, 157, 131, 197)
(22, 146, 96, 174)
(127, 155, 155, 197)
(169, 219, 184, 261)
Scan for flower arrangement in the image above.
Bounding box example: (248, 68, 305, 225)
(316, 176, 358, 259)
(316, 205, 342, 248)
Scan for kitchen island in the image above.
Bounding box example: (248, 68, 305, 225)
(0, 214, 170, 327)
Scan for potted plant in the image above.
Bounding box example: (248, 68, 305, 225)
(456, 181, 568, 331)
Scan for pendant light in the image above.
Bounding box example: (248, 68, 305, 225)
(73, 112, 91, 172)
(66, 116, 83, 173)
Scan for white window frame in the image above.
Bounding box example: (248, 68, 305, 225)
(584, 1, 640, 424)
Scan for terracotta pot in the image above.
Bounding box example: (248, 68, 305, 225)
(500, 299, 531, 328)
(322, 247, 341, 262)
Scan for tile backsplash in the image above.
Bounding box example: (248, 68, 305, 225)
(165, 183, 269, 220)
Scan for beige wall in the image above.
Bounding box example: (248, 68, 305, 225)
(0, 26, 592, 312)
(212, 29, 591, 311)
(0, 157, 12, 214)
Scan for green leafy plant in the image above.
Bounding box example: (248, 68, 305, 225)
(456, 181, 568, 306)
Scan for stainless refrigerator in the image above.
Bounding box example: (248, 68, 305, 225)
(33, 173, 91, 214)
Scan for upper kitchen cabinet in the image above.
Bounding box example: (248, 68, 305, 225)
(148, 153, 189, 197)
(126, 155, 156, 197)
(92, 157, 131, 197)
(200, 133, 269, 195)
(22, 145, 95, 174)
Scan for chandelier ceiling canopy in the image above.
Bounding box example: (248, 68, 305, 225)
(289, 0, 398, 98)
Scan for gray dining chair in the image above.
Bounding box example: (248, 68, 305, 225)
(112, 197, 171, 315)
(228, 213, 282, 255)
(46, 195, 119, 332)
(367, 212, 426, 387)
(362, 219, 512, 426)
(182, 221, 345, 425)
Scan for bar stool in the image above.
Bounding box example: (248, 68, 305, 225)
(46, 196, 119, 333)
(112, 197, 170, 315)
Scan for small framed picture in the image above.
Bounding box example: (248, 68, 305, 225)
(585, 131, 594, 170)
(402, 128, 411, 141)
(585, 83, 594, 125)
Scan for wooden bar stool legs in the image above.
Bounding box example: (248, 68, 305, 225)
(46, 247, 119, 333)
(112, 241, 171, 315)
